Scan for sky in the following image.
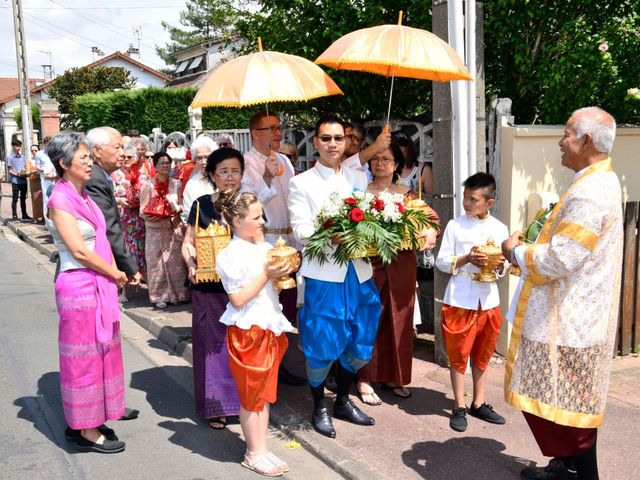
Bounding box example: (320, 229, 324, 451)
(0, 0, 187, 78)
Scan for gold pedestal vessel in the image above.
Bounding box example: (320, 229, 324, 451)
(194, 202, 231, 283)
(474, 238, 504, 282)
(267, 237, 300, 290)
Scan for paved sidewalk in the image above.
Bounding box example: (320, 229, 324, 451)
(3, 181, 640, 479)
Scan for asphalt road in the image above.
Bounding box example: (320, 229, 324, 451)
(0, 226, 343, 480)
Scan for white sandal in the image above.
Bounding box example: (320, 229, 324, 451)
(241, 453, 282, 477)
(265, 452, 290, 473)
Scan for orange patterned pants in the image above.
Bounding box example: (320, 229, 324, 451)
(441, 304, 502, 373)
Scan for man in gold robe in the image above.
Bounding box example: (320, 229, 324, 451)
(502, 107, 623, 480)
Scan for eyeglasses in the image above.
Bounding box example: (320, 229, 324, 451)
(371, 157, 394, 165)
(317, 135, 346, 143)
(219, 142, 232, 148)
(347, 134, 363, 143)
(78, 156, 94, 166)
(145, 154, 154, 159)
(215, 168, 242, 178)
(254, 126, 282, 133)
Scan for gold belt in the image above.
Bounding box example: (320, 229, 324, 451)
(264, 227, 292, 235)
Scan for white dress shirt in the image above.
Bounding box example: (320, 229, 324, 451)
(242, 147, 295, 246)
(435, 213, 509, 310)
(288, 161, 372, 283)
(181, 173, 214, 223)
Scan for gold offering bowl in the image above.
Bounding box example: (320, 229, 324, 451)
(267, 237, 300, 290)
(401, 198, 433, 250)
(194, 222, 231, 283)
(474, 238, 504, 282)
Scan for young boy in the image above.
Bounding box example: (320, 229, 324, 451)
(435, 172, 509, 432)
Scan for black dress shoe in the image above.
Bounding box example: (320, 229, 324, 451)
(11, 215, 18, 221)
(75, 435, 125, 454)
(333, 400, 375, 426)
(65, 425, 118, 441)
(311, 407, 336, 438)
(118, 407, 139, 421)
(278, 366, 306, 386)
(520, 458, 577, 480)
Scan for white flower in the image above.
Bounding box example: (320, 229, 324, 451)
(382, 203, 402, 222)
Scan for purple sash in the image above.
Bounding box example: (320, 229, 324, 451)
(48, 179, 120, 343)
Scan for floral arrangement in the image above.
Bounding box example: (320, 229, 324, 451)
(304, 191, 439, 266)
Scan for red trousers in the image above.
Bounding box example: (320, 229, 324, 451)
(441, 304, 502, 373)
(226, 325, 288, 412)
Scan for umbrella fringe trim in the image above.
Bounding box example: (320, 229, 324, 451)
(190, 91, 343, 109)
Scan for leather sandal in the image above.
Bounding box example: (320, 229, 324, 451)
(241, 453, 283, 477)
(357, 383, 382, 406)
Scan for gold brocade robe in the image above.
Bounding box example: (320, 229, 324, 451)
(505, 158, 623, 428)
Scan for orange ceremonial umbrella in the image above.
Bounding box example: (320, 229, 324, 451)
(191, 38, 343, 108)
(315, 11, 472, 129)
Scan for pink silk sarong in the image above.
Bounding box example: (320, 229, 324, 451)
(56, 270, 125, 428)
(48, 179, 125, 428)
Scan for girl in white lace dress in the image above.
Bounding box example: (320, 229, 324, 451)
(215, 190, 297, 477)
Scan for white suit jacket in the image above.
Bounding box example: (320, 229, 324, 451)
(288, 162, 372, 282)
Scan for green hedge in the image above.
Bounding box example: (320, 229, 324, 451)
(74, 87, 255, 133)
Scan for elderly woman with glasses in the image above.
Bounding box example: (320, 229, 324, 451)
(181, 135, 217, 222)
(111, 144, 148, 288)
(181, 147, 245, 430)
(140, 151, 190, 309)
(47, 132, 128, 453)
(357, 140, 439, 406)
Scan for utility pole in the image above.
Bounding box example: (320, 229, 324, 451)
(11, 0, 33, 160)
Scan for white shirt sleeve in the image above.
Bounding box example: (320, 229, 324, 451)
(216, 248, 244, 294)
(288, 177, 316, 245)
(435, 221, 458, 275)
(241, 159, 278, 205)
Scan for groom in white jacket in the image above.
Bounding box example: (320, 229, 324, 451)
(288, 115, 381, 439)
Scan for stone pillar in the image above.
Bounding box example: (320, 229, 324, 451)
(39, 99, 60, 138)
(431, 0, 455, 366)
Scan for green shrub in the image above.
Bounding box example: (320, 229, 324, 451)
(13, 104, 41, 130)
(74, 87, 255, 133)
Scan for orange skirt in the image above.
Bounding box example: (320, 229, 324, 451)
(226, 325, 288, 412)
(441, 304, 502, 373)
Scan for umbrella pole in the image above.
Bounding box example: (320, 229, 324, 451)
(265, 102, 272, 151)
(385, 75, 396, 133)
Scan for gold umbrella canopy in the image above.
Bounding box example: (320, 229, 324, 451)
(191, 38, 344, 109)
(315, 13, 472, 82)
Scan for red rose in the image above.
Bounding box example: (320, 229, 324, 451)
(344, 197, 357, 205)
(349, 207, 365, 222)
(395, 202, 406, 213)
(323, 218, 334, 229)
(372, 198, 385, 211)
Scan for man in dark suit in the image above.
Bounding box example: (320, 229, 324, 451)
(84, 126, 140, 423)
(85, 126, 142, 286)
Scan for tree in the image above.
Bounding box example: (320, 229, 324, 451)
(155, 0, 243, 66)
(484, 0, 640, 124)
(13, 104, 41, 132)
(236, 0, 435, 123)
(47, 66, 136, 129)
